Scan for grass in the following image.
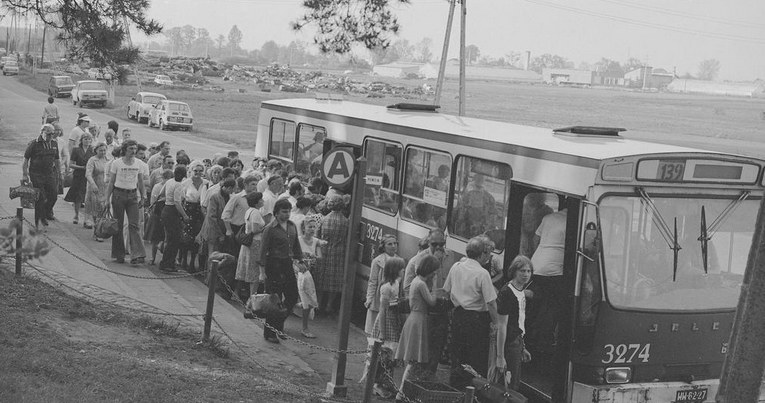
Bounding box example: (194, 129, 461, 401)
(0, 267, 309, 402)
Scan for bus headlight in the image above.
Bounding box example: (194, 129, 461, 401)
(604, 367, 631, 384)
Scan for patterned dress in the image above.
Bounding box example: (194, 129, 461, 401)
(315, 211, 348, 293)
(372, 280, 402, 350)
(84, 155, 107, 218)
(235, 208, 265, 283)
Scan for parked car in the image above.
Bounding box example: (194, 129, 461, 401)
(48, 75, 75, 97)
(71, 80, 108, 108)
(153, 74, 173, 86)
(0, 56, 14, 69)
(148, 100, 193, 131)
(2, 60, 19, 76)
(127, 91, 167, 123)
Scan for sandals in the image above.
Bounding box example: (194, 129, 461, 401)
(301, 330, 316, 339)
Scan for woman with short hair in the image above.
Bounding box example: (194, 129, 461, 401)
(65, 132, 94, 225)
(84, 141, 109, 239)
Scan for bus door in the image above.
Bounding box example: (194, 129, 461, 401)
(508, 184, 582, 402)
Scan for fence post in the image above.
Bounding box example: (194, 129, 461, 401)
(362, 341, 383, 403)
(463, 386, 475, 403)
(15, 207, 22, 275)
(203, 259, 219, 342)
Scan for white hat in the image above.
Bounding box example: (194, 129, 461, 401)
(41, 123, 55, 132)
(80, 116, 92, 122)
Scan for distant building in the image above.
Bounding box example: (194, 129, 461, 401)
(443, 60, 542, 83)
(667, 79, 765, 97)
(541, 68, 594, 86)
(624, 66, 675, 89)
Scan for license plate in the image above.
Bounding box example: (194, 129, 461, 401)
(675, 388, 707, 402)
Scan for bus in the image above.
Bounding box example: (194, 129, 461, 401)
(255, 97, 765, 402)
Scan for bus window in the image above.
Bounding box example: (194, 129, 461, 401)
(450, 156, 512, 242)
(269, 119, 296, 164)
(520, 193, 559, 257)
(363, 139, 401, 214)
(402, 147, 451, 229)
(600, 195, 757, 310)
(297, 124, 326, 177)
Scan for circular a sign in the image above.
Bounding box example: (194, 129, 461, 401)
(322, 148, 356, 187)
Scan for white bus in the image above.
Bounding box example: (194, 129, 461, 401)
(255, 98, 765, 402)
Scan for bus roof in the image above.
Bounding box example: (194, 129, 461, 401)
(262, 98, 726, 162)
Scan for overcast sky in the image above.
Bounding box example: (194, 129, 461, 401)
(138, 0, 765, 81)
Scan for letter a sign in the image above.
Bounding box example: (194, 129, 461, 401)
(322, 147, 356, 188)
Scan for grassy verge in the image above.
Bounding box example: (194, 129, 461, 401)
(0, 267, 309, 402)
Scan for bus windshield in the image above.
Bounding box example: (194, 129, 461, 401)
(599, 194, 757, 311)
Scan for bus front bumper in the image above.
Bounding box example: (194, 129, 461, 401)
(573, 380, 765, 402)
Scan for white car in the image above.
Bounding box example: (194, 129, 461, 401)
(154, 74, 173, 86)
(127, 91, 167, 123)
(2, 60, 19, 76)
(148, 100, 193, 131)
(71, 80, 108, 108)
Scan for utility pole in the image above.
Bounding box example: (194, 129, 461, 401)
(716, 196, 765, 402)
(434, 0, 456, 106)
(458, 0, 466, 116)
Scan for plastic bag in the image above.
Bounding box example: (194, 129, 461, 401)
(94, 207, 119, 239)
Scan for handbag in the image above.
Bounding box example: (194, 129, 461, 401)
(235, 209, 255, 247)
(392, 278, 411, 314)
(246, 293, 289, 318)
(94, 207, 120, 239)
(9, 179, 40, 209)
(63, 171, 73, 188)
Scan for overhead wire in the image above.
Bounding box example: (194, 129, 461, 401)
(521, 0, 765, 45)
(592, 0, 765, 30)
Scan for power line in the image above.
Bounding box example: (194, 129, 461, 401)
(593, 0, 765, 30)
(521, 0, 765, 45)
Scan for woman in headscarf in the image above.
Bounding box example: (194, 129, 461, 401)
(65, 132, 94, 225)
(315, 195, 349, 315)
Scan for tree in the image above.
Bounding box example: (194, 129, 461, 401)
(698, 58, 721, 81)
(228, 25, 243, 56)
(164, 27, 184, 56)
(623, 57, 644, 72)
(293, 0, 410, 54)
(261, 40, 280, 63)
(413, 37, 433, 63)
(215, 34, 226, 51)
(594, 57, 622, 73)
(529, 53, 570, 73)
(181, 25, 196, 51)
(2, 0, 161, 66)
(465, 44, 480, 64)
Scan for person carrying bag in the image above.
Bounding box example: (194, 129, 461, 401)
(94, 206, 119, 239)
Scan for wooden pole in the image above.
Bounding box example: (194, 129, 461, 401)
(203, 260, 219, 342)
(15, 208, 22, 275)
(463, 386, 475, 403)
(327, 156, 367, 397)
(40, 24, 46, 69)
(458, 0, 466, 116)
(434, 0, 456, 106)
(362, 341, 383, 403)
(716, 196, 765, 402)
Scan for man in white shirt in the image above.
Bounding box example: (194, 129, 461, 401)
(260, 175, 284, 224)
(256, 159, 283, 192)
(104, 140, 149, 264)
(403, 228, 447, 295)
(527, 208, 568, 358)
(444, 236, 499, 386)
(222, 174, 261, 256)
(146, 140, 171, 172)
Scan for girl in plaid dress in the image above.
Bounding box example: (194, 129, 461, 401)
(370, 257, 405, 399)
(316, 195, 348, 314)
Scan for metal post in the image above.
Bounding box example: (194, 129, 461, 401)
(716, 196, 765, 402)
(434, 0, 456, 106)
(362, 341, 383, 403)
(458, 0, 467, 116)
(203, 259, 219, 342)
(463, 386, 475, 403)
(15, 208, 22, 275)
(327, 157, 367, 397)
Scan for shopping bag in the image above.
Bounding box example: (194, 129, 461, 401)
(94, 207, 119, 239)
(246, 293, 289, 318)
(9, 179, 40, 209)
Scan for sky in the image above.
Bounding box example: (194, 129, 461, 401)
(136, 0, 765, 81)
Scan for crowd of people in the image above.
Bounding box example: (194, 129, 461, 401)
(24, 100, 559, 401)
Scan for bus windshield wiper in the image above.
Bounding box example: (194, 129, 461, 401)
(637, 188, 682, 281)
(697, 191, 749, 275)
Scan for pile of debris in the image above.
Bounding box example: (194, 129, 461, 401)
(137, 56, 434, 99)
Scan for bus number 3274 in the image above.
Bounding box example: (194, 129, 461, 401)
(602, 343, 651, 364)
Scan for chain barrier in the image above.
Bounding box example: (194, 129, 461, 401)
(19, 216, 210, 280)
(215, 271, 369, 355)
(0, 215, 18, 220)
(21, 260, 204, 318)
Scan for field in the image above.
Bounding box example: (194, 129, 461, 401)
(19, 68, 765, 158)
